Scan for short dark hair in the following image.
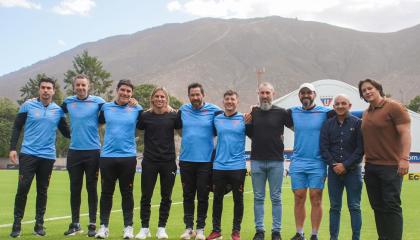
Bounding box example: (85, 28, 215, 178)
(117, 79, 134, 90)
(358, 78, 385, 102)
(39, 77, 55, 88)
(188, 83, 204, 95)
(223, 90, 238, 98)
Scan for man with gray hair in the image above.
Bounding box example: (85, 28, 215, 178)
(245, 82, 292, 240)
(320, 94, 363, 240)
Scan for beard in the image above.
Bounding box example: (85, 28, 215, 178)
(260, 102, 272, 111)
(301, 98, 314, 108)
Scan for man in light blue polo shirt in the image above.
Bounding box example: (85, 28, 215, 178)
(178, 83, 222, 240)
(289, 83, 330, 240)
(9, 77, 70, 238)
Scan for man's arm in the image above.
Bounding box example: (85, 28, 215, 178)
(342, 120, 364, 169)
(396, 122, 411, 176)
(319, 120, 335, 167)
(286, 108, 294, 131)
(176, 110, 182, 137)
(58, 117, 71, 138)
(9, 112, 28, 164)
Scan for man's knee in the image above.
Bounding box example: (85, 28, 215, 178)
(309, 189, 323, 207)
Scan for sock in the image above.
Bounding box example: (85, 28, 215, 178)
(297, 228, 304, 235)
(311, 229, 318, 236)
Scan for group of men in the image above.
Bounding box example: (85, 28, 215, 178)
(8, 74, 411, 240)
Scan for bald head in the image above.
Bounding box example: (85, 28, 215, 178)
(333, 94, 352, 117)
(334, 94, 351, 104)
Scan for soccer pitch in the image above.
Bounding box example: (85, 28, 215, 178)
(0, 170, 419, 239)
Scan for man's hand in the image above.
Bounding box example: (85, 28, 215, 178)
(397, 159, 409, 176)
(244, 113, 252, 124)
(333, 163, 346, 175)
(128, 98, 138, 107)
(9, 151, 18, 164)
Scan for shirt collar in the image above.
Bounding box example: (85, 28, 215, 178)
(368, 98, 387, 111)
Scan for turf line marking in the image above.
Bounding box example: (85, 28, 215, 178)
(0, 190, 260, 228)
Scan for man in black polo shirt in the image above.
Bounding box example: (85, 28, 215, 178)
(246, 82, 292, 240)
(320, 94, 363, 240)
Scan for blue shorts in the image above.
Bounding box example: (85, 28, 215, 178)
(290, 170, 326, 190)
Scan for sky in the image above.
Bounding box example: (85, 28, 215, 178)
(1, 0, 420, 77)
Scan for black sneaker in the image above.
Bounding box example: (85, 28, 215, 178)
(310, 235, 318, 240)
(253, 230, 265, 240)
(33, 223, 46, 236)
(87, 224, 96, 237)
(64, 223, 82, 236)
(272, 231, 282, 240)
(290, 232, 305, 240)
(10, 223, 21, 238)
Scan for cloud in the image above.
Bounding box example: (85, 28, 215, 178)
(52, 0, 95, 16)
(0, 0, 41, 9)
(167, 1, 182, 12)
(58, 40, 67, 46)
(167, 0, 420, 32)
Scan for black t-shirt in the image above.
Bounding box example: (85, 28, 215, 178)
(137, 111, 182, 162)
(245, 105, 292, 161)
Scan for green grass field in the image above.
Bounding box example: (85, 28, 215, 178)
(0, 170, 419, 239)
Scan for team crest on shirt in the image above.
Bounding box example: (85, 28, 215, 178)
(320, 96, 333, 107)
(71, 102, 77, 108)
(232, 120, 241, 126)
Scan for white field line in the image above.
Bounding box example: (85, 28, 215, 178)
(0, 186, 292, 228)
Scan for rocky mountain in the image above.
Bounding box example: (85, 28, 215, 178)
(1, 16, 419, 108)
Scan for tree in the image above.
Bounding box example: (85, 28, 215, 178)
(407, 95, 420, 113)
(64, 50, 113, 100)
(18, 73, 64, 105)
(0, 98, 18, 157)
(133, 84, 183, 109)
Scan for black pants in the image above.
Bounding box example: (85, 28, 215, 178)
(99, 157, 137, 227)
(179, 161, 212, 229)
(364, 163, 403, 240)
(67, 149, 100, 224)
(212, 169, 246, 232)
(140, 160, 177, 228)
(13, 153, 55, 225)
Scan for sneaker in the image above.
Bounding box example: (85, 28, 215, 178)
(180, 228, 196, 239)
(123, 226, 134, 239)
(95, 225, 109, 239)
(64, 223, 83, 236)
(34, 223, 46, 236)
(195, 229, 206, 240)
(290, 233, 306, 240)
(135, 228, 151, 239)
(156, 227, 169, 239)
(272, 231, 282, 240)
(206, 231, 222, 240)
(10, 223, 21, 238)
(253, 230, 265, 240)
(87, 224, 97, 237)
(231, 230, 240, 240)
(309, 235, 318, 240)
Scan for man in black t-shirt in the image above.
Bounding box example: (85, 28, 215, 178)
(245, 82, 292, 240)
(135, 87, 181, 240)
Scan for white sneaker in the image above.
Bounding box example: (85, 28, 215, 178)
(156, 227, 168, 239)
(135, 228, 151, 239)
(195, 229, 205, 240)
(123, 226, 134, 239)
(95, 225, 109, 239)
(180, 228, 196, 240)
